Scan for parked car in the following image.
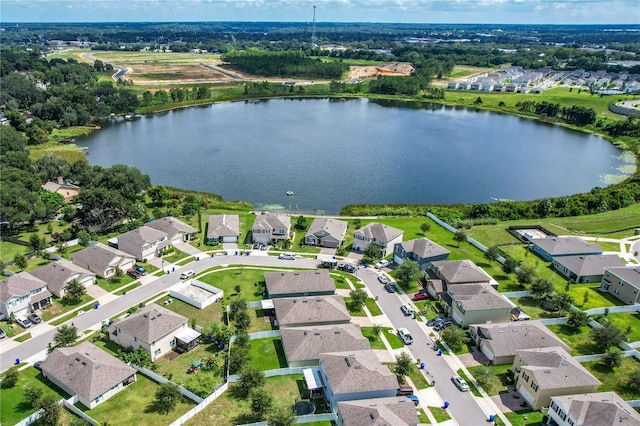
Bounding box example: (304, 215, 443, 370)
(375, 259, 390, 269)
(413, 291, 429, 301)
(378, 275, 389, 284)
(260, 244, 267, 251)
(384, 283, 394, 293)
(434, 320, 453, 331)
(405, 394, 420, 406)
(34, 360, 43, 370)
(400, 304, 414, 316)
(127, 268, 141, 279)
(398, 327, 414, 345)
(134, 265, 148, 275)
(452, 375, 470, 391)
(180, 270, 195, 279)
(396, 385, 414, 396)
(342, 264, 357, 273)
(426, 317, 445, 327)
(27, 313, 41, 324)
(0, 328, 6, 339)
(253, 243, 260, 249)
(16, 317, 32, 329)
(278, 253, 296, 260)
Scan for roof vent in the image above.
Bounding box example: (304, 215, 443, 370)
(345, 357, 351, 367)
(303, 331, 307, 336)
(334, 331, 341, 334)
(75, 357, 81, 362)
(302, 300, 308, 303)
(143, 314, 148, 318)
(369, 413, 376, 420)
(81, 361, 87, 366)
(314, 332, 321, 336)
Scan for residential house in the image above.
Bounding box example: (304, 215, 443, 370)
(352, 222, 403, 257)
(599, 266, 640, 305)
(0, 272, 52, 319)
(530, 237, 602, 262)
(40, 342, 136, 409)
(428, 259, 496, 291)
(116, 225, 170, 261)
(513, 347, 601, 410)
(304, 218, 348, 249)
(252, 214, 291, 245)
(319, 350, 399, 411)
(42, 177, 80, 203)
(264, 270, 336, 299)
(70, 243, 136, 279)
(145, 216, 198, 243)
(552, 254, 625, 283)
(273, 295, 350, 327)
(393, 238, 450, 269)
(280, 324, 370, 367)
(336, 397, 419, 426)
(548, 392, 640, 426)
(447, 283, 513, 327)
(108, 303, 199, 361)
(206, 214, 240, 243)
(30, 258, 96, 298)
(469, 321, 570, 365)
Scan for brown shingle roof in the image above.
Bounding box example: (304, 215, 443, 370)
(555, 254, 624, 277)
(431, 260, 493, 285)
(471, 321, 570, 359)
(206, 214, 240, 239)
(265, 269, 336, 297)
(355, 222, 403, 242)
(40, 342, 136, 403)
(253, 214, 291, 232)
(551, 392, 640, 426)
(273, 295, 350, 326)
(338, 397, 419, 426)
(280, 324, 370, 363)
(70, 243, 134, 272)
(108, 303, 186, 344)
(117, 226, 168, 246)
(320, 350, 398, 394)
(0, 272, 47, 303)
(517, 347, 601, 390)
(29, 259, 95, 297)
(145, 216, 198, 237)
(532, 237, 603, 256)
(449, 283, 513, 311)
(605, 266, 640, 287)
(398, 238, 450, 259)
(305, 218, 348, 241)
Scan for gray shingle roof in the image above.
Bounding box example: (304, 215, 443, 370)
(448, 283, 513, 311)
(145, 216, 198, 237)
(117, 226, 168, 246)
(551, 392, 640, 426)
(70, 243, 135, 272)
(532, 237, 603, 256)
(337, 397, 419, 426)
(555, 254, 625, 277)
(398, 238, 450, 259)
(273, 295, 350, 326)
(605, 266, 640, 287)
(471, 321, 570, 359)
(320, 350, 398, 394)
(517, 347, 601, 390)
(431, 260, 493, 285)
(355, 222, 403, 242)
(253, 214, 291, 232)
(206, 214, 240, 239)
(280, 324, 370, 363)
(305, 218, 348, 241)
(29, 258, 95, 297)
(265, 270, 336, 297)
(40, 342, 136, 403)
(109, 303, 187, 344)
(0, 272, 47, 303)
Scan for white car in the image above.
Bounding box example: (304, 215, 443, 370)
(452, 375, 470, 391)
(398, 327, 414, 345)
(375, 259, 390, 269)
(400, 304, 414, 316)
(16, 317, 32, 329)
(180, 270, 195, 279)
(278, 253, 296, 260)
(378, 275, 389, 284)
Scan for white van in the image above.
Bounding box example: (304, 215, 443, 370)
(398, 328, 413, 345)
(180, 270, 195, 279)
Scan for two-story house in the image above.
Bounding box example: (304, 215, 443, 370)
(547, 392, 640, 426)
(599, 266, 640, 305)
(70, 243, 136, 279)
(252, 214, 291, 245)
(352, 222, 403, 257)
(393, 238, 450, 270)
(145, 216, 198, 244)
(42, 177, 81, 203)
(0, 272, 52, 319)
(116, 225, 170, 261)
(29, 258, 96, 298)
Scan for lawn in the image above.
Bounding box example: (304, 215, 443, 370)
(509, 296, 563, 320)
(196, 267, 275, 302)
(154, 342, 226, 390)
(428, 406, 451, 423)
(503, 409, 545, 426)
(467, 364, 513, 396)
(77, 374, 196, 425)
(0, 367, 70, 426)
(546, 324, 599, 356)
(163, 248, 190, 264)
(566, 283, 625, 310)
(603, 312, 640, 343)
(582, 357, 640, 400)
(40, 294, 96, 321)
(96, 275, 135, 293)
(361, 326, 403, 350)
(157, 296, 224, 330)
(245, 336, 288, 372)
(0, 241, 29, 264)
(187, 374, 306, 426)
(344, 297, 382, 317)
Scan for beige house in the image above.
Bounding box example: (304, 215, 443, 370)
(352, 222, 403, 257)
(40, 342, 136, 409)
(0, 272, 52, 318)
(393, 238, 450, 270)
(273, 295, 350, 327)
(319, 350, 399, 411)
(252, 214, 291, 245)
(42, 177, 80, 203)
(337, 397, 419, 426)
(304, 218, 348, 249)
(206, 214, 240, 243)
(548, 392, 640, 426)
(116, 225, 170, 261)
(264, 269, 336, 298)
(469, 321, 570, 365)
(108, 304, 199, 361)
(447, 283, 513, 327)
(70, 243, 136, 279)
(30, 258, 96, 298)
(280, 324, 370, 367)
(145, 216, 198, 243)
(599, 266, 640, 305)
(513, 347, 601, 410)
(429, 259, 497, 290)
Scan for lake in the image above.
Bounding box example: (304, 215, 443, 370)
(79, 98, 632, 214)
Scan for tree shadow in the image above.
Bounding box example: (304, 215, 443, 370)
(144, 399, 169, 415)
(273, 339, 288, 368)
(295, 379, 308, 399)
(233, 412, 259, 425)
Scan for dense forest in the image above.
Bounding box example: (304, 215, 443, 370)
(221, 50, 349, 79)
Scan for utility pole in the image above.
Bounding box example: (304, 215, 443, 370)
(311, 5, 317, 47)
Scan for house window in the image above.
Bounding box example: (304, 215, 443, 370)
(170, 339, 176, 347)
(134, 337, 137, 342)
(154, 349, 161, 356)
(568, 419, 574, 426)
(522, 372, 529, 382)
(531, 382, 538, 392)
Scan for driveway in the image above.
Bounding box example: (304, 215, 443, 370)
(174, 241, 203, 256)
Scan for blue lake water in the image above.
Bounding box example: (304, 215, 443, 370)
(79, 98, 632, 214)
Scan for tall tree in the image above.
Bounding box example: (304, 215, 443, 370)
(63, 279, 86, 302)
(453, 230, 467, 247)
(394, 352, 413, 381)
(349, 288, 368, 312)
(154, 382, 181, 414)
(484, 246, 500, 264)
(394, 260, 421, 288)
(237, 365, 265, 398)
(591, 322, 625, 351)
(363, 243, 382, 262)
(53, 324, 78, 347)
(250, 387, 273, 420)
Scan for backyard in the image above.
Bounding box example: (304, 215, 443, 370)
(246, 336, 288, 372)
(546, 324, 600, 356)
(583, 357, 640, 400)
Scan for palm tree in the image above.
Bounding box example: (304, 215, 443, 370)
(453, 230, 467, 247)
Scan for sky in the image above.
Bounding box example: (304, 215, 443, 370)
(1, 0, 639, 25)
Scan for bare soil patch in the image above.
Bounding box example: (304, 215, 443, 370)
(346, 62, 413, 81)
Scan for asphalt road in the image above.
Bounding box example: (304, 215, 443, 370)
(1, 254, 490, 424)
(359, 266, 492, 426)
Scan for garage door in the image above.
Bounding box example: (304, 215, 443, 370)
(517, 385, 535, 407)
(480, 344, 494, 362)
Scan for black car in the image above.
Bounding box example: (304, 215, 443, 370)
(384, 283, 394, 293)
(343, 264, 357, 273)
(134, 265, 148, 275)
(27, 313, 41, 324)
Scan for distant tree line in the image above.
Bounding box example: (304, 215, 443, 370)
(221, 50, 349, 79)
(516, 100, 597, 126)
